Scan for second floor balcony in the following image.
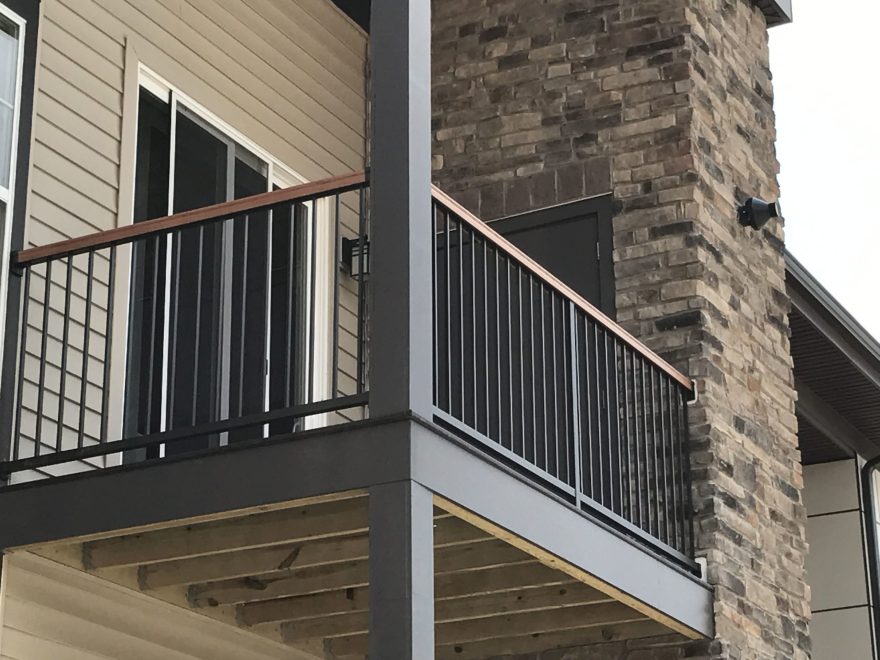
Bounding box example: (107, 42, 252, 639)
(1, 171, 696, 570)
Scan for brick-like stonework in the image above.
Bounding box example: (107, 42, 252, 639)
(432, 1, 810, 659)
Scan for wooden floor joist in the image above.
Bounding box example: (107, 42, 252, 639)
(324, 602, 648, 657)
(273, 582, 610, 642)
(434, 619, 677, 660)
(31, 489, 692, 660)
(83, 496, 370, 569)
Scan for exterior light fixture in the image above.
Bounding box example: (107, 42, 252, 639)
(738, 197, 781, 230)
(342, 236, 369, 279)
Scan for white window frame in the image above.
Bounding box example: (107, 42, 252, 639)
(0, 3, 27, 375)
(111, 66, 335, 454)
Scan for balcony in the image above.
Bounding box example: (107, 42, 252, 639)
(2, 171, 694, 563)
(0, 173, 711, 656)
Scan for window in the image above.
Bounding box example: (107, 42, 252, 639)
(0, 4, 24, 367)
(125, 71, 324, 457)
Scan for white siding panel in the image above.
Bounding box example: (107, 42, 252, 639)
(0, 553, 301, 660)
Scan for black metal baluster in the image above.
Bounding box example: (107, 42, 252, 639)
(285, 206, 296, 408)
(495, 249, 502, 446)
(432, 203, 439, 405)
(77, 252, 94, 450)
(238, 217, 250, 417)
(593, 322, 604, 506)
(470, 228, 477, 430)
(34, 261, 52, 456)
(13, 267, 31, 461)
(167, 235, 181, 431)
(561, 301, 572, 485)
(550, 293, 559, 480)
(308, 201, 317, 404)
(56, 257, 73, 451)
(100, 247, 116, 443)
(603, 330, 616, 512)
(622, 345, 632, 523)
(659, 374, 671, 547)
(611, 336, 623, 515)
(332, 194, 341, 399)
(648, 362, 660, 538)
(507, 259, 514, 451)
(582, 315, 593, 500)
(679, 387, 695, 557)
(483, 240, 490, 439)
(639, 356, 650, 534)
(538, 284, 547, 469)
(458, 220, 465, 421)
(356, 188, 367, 394)
(629, 348, 642, 530)
(444, 209, 452, 412)
(192, 229, 204, 425)
(528, 275, 537, 463)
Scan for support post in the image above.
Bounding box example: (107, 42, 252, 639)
(368, 480, 435, 659)
(368, 0, 434, 418)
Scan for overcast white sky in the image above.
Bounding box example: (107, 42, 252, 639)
(770, 2, 880, 339)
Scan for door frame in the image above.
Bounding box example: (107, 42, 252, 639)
(108, 64, 335, 462)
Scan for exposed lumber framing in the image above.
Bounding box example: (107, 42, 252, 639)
(84, 496, 371, 569)
(434, 620, 677, 660)
(433, 495, 704, 640)
(23, 489, 689, 659)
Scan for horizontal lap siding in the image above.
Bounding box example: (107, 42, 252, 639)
(15, 0, 368, 481)
(0, 553, 298, 659)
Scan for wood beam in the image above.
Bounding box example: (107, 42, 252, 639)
(189, 561, 370, 608)
(325, 603, 646, 656)
(145, 517, 493, 591)
(191, 559, 566, 609)
(434, 619, 676, 660)
(244, 580, 605, 628)
(83, 496, 370, 569)
(140, 536, 370, 590)
(277, 582, 609, 641)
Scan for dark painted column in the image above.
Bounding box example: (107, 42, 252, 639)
(368, 0, 434, 419)
(368, 480, 435, 658)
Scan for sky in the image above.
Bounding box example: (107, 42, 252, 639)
(770, 1, 880, 340)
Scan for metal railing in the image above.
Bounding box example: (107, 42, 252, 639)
(1, 169, 695, 565)
(431, 189, 695, 563)
(2, 173, 369, 480)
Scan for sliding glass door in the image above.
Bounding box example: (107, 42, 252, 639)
(126, 84, 312, 457)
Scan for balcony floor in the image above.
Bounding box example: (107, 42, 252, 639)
(0, 415, 713, 657)
(18, 490, 681, 659)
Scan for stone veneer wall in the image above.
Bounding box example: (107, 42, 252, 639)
(432, 1, 810, 659)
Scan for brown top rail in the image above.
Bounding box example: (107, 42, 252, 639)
(431, 186, 694, 392)
(13, 171, 368, 268)
(12, 167, 690, 391)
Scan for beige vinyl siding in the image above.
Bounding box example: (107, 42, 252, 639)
(14, 0, 367, 481)
(803, 459, 875, 660)
(0, 552, 304, 659)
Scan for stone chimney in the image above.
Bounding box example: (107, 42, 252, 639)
(432, 0, 809, 658)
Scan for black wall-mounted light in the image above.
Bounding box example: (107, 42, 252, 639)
(342, 236, 370, 280)
(738, 197, 781, 230)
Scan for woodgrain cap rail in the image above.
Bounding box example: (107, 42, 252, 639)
(431, 186, 693, 392)
(13, 171, 368, 268)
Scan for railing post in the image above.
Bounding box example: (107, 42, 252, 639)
(0, 268, 24, 476)
(368, 480, 435, 659)
(368, 0, 434, 419)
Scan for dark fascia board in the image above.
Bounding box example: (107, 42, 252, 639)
(786, 251, 880, 383)
(755, 0, 793, 26)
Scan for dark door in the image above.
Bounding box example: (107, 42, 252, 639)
(488, 196, 615, 317)
(125, 86, 309, 458)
